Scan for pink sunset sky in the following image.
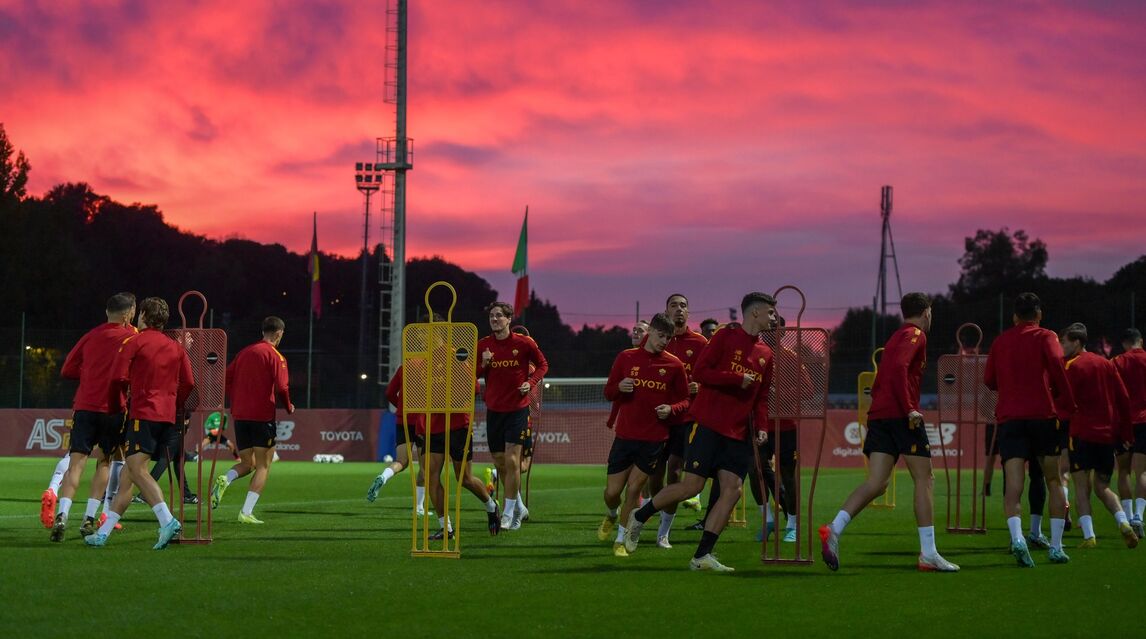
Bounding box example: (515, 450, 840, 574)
(3, 1, 1144, 328)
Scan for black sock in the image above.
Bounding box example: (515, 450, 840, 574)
(695, 531, 719, 559)
(635, 500, 659, 523)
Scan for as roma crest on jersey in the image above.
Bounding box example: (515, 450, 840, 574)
(630, 366, 640, 377)
(758, 357, 766, 366)
(658, 368, 666, 376)
(512, 349, 520, 356)
(686, 349, 694, 357)
(733, 349, 743, 362)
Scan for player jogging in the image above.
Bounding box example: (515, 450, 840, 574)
(598, 313, 689, 556)
(1114, 328, 1146, 538)
(651, 294, 708, 547)
(984, 292, 1076, 567)
(626, 292, 777, 572)
(477, 301, 548, 530)
(50, 293, 137, 541)
(1059, 323, 1138, 549)
(819, 293, 959, 572)
(211, 316, 294, 524)
(367, 364, 427, 514)
(85, 297, 194, 549)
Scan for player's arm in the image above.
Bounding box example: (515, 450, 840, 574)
(527, 341, 549, 387)
(60, 333, 87, 380)
(1042, 332, 1076, 419)
(666, 364, 690, 416)
(983, 345, 998, 391)
(751, 356, 775, 442)
(274, 354, 294, 413)
(603, 353, 630, 402)
(224, 358, 236, 404)
(177, 350, 196, 411)
(385, 366, 403, 407)
(108, 336, 136, 413)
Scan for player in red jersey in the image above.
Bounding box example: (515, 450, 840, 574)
(699, 318, 720, 341)
(631, 320, 649, 347)
(1060, 323, 1139, 549)
(211, 317, 294, 524)
(984, 293, 1076, 566)
(367, 364, 427, 512)
(86, 297, 194, 549)
(49, 293, 137, 542)
(626, 292, 776, 572)
(477, 301, 548, 530)
(597, 313, 689, 556)
(820, 293, 959, 572)
(645, 294, 708, 547)
(1114, 328, 1146, 537)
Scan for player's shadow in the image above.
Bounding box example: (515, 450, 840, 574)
(0, 497, 40, 504)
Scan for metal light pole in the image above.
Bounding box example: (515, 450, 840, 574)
(354, 162, 384, 404)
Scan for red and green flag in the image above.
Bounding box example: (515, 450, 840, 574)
(512, 207, 528, 317)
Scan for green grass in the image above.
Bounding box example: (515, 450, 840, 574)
(0, 457, 1139, 638)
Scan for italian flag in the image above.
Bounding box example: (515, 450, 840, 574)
(512, 208, 528, 318)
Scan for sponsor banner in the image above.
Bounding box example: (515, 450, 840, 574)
(0, 409, 381, 462)
(3, 408, 990, 468)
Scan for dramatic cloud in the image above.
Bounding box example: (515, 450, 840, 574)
(3, 0, 1144, 327)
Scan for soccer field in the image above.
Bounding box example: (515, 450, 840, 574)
(0, 457, 1138, 637)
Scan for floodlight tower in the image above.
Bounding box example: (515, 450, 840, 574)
(872, 185, 903, 353)
(354, 162, 384, 405)
(375, 0, 413, 384)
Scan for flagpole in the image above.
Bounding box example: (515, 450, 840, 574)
(307, 212, 316, 408)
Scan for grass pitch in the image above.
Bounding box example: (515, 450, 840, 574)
(0, 457, 1139, 637)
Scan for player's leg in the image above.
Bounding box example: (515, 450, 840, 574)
(425, 450, 452, 539)
(904, 454, 959, 571)
(414, 444, 427, 515)
(91, 421, 180, 549)
(1039, 450, 1069, 563)
(1090, 447, 1137, 548)
(1058, 447, 1072, 531)
(1071, 468, 1095, 546)
(1026, 453, 1048, 545)
(236, 445, 274, 524)
(748, 444, 778, 541)
(50, 451, 90, 541)
(688, 468, 741, 572)
(78, 447, 112, 538)
(449, 432, 500, 534)
(655, 452, 682, 547)
(601, 437, 634, 541)
(1116, 448, 1133, 519)
(42, 453, 71, 528)
(819, 451, 895, 571)
(214, 420, 258, 509)
(982, 423, 998, 496)
(368, 428, 414, 501)
(996, 420, 1037, 565)
(615, 466, 650, 555)
(777, 431, 799, 542)
(1133, 450, 1146, 537)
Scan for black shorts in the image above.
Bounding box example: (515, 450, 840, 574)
(395, 423, 425, 450)
(761, 429, 798, 470)
(1134, 424, 1146, 455)
(985, 423, 1000, 456)
(682, 424, 752, 479)
(427, 430, 473, 462)
(486, 408, 529, 453)
(664, 423, 692, 459)
(1068, 438, 1115, 478)
(863, 417, 930, 460)
(1058, 421, 1070, 453)
(125, 419, 173, 457)
(607, 437, 664, 476)
(234, 420, 277, 450)
(998, 419, 1061, 462)
(69, 411, 126, 456)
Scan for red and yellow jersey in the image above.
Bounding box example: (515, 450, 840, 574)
(985, 322, 1075, 423)
(1114, 348, 1146, 424)
(385, 365, 425, 431)
(61, 322, 137, 413)
(1065, 351, 1131, 444)
(689, 323, 774, 441)
(226, 340, 291, 422)
(868, 324, 927, 420)
(663, 327, 707, 426)
(604, 347, 689, 442)
(111, 328, 195, 423)
(476, 333, 548, 412)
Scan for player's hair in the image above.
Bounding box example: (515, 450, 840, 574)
(139, 297, 169, 330)
(665, 293, 688, 307)
(700, 318, 719, 329)
(1061, 322, 1087, 344)
(740, 292, 777, 314)
(1123, 327, 1142, 345)
(106, 292, 136, 315)
(633, 319, 649, 328)
(1014, 292, 1041, 321)
(776, 314, 787, 327)
(262, 316, 285, 334)
(648, 312, 673, 335)
(511, 325, 530, 336)
(900, 292, 931, 319)
(487, 301, 514, 318)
